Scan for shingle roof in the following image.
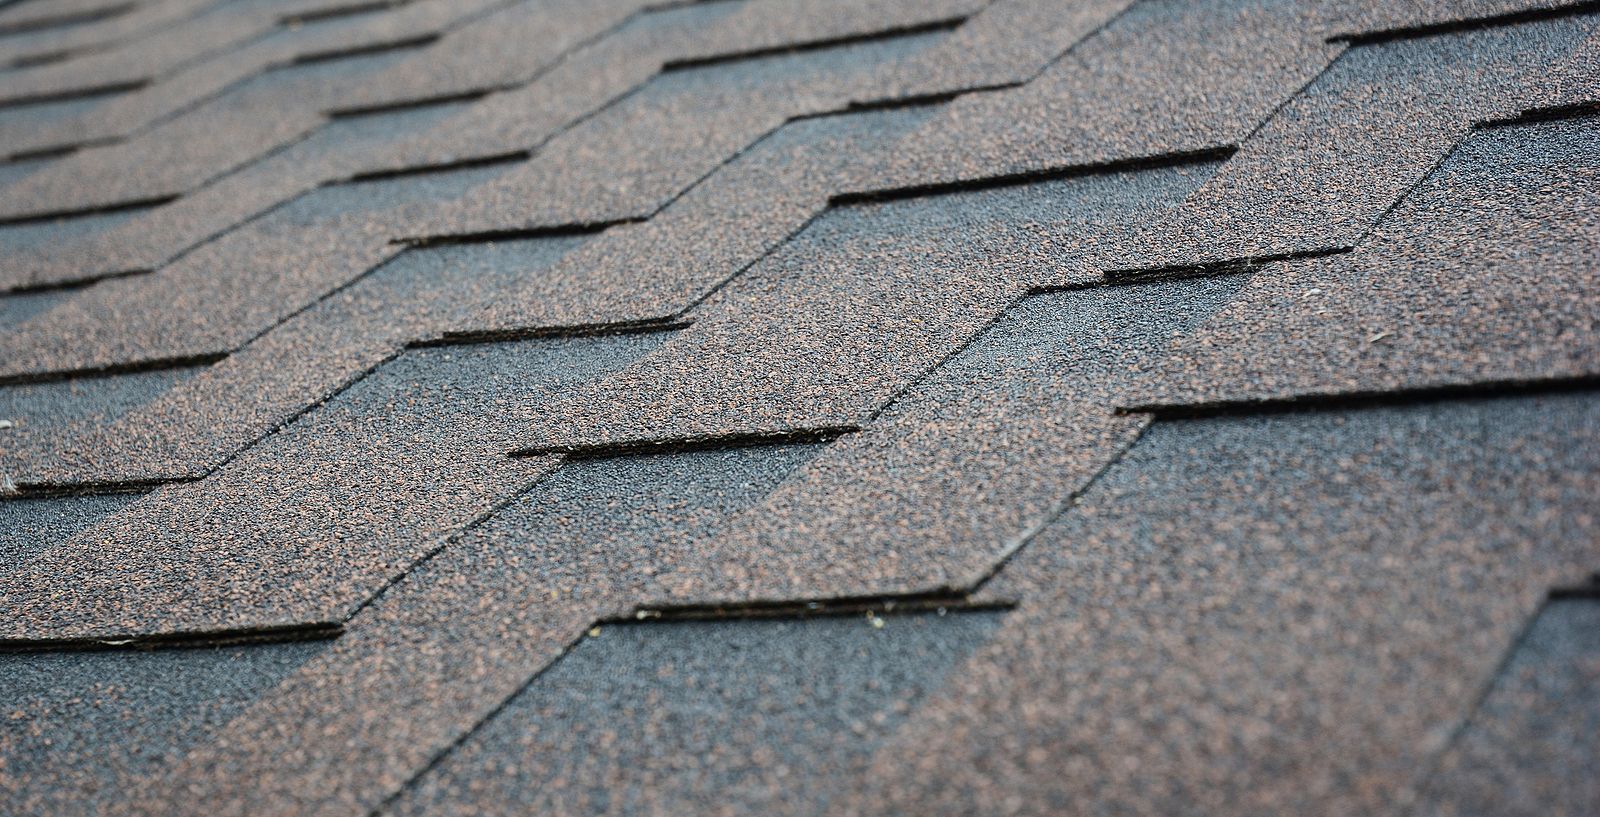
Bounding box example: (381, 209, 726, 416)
(1, 1, 1597, 815)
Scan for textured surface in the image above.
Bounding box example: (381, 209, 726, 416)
(0, 332, 667, 641)
(853, 391, 1600, 816)
(391, 611, 1004, 817)
(2, 1, 1597, 815)
(1413, 598, 1600, 817)
(116, 443, 825, 817)
(0, 639, 328, 817)
(1123, 112, 1600, 409)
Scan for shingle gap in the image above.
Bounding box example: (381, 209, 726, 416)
(516, 426, 858, 459)
(1120, 377, 1600, 420)
(0, 1, 133, 37)
(0, 622, 343, 654)
(1, 477, 199, 501)
(0, 352, 224, 388)
(623, 593, 1014, 624)
(0, 78, 148, 111)
(289, 32, 441, 67)
(1476, 99, 1600, 130)
(831, 146, 1237, 205)
(398, 216, 639, 247)
(0, 194, 175, 227)
(1333, 1, 1600, 45)
(326, 87, 496, 120)
(1102, 246, 1353, 285)
(661, 16, 970, 73)
(430, 318, 690, 348)
(279, 0, 410, 27)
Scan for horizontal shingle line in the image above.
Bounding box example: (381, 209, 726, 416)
(831, 145, 1237, 206)
(287, 32, 440, 67)
(0, 77, 148, 110)
(278, 0, 410, 27)
(516, 426, 856, 460)
(660, 16, 969, 73)
(1475, 99, 1600, 130)
(1332, 1, 1600, 45)
(326, 86, 496, 119)
(342, 149, 528, 184)
(1119, 376, 1600, 421)
(1101, 246, 1353, 285)
(0, 193, 174, 227)
(397, 215, 638, 247)
(430, 318, 689, 348)
(0, 352, 225, 387)
(621, 592, 1014, 624)
(0, 476, 197, 501)
(0, 621, 343, 654)
(0, 1, 133, 37)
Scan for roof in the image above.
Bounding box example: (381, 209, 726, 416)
(1, 0, 1597, 815)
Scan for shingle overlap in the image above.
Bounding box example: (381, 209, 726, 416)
(2, 1, 1596, 815)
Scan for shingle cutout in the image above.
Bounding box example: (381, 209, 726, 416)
(1413, 598, 1600, 817)
(0, 491, 140, 576)
(655, 273, 1250, 607)
(1122, 111, 1600, 410)
(112, 443, 829, 817)
(0, 331, 670, 642)
(845, 390, 1600, 815)
(391, 611, 1004, 817)
(0, 363, 204, 439)
(0, 639, 328, 817)
(519, 160, 1221, 452)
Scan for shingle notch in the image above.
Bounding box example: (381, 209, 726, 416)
(388, 610, 1005, 817)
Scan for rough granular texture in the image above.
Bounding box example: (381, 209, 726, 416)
(1, 1, 1596, 815)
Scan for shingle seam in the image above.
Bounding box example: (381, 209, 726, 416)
(0, 477, 197, 501)
(288, 31, 440, 66)
(1393, 594, 1564, 817)
(360, 591, 1006, 817)
(0, 77, 147, 109)
(0, 621, 343, 653)
(515, 427, 857, 459)
(830, 145, 1237, 204)
(1101, 246, 1354, 284)
(362, 623, 595, 817)
(0, 2, 133, 37)
(621, 595, 1014, 624)
(279, 0, 411, 27)
(0, 352, 225, 387)
(660, 15, 970, 72)
(1119, 377, 1600, 420)
(0, 193, 176, 227)
(1333, 1, 1600, 45)
(959, 411, 1156, 598)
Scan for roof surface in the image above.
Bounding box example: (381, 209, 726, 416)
(1, 0, 1597, 815)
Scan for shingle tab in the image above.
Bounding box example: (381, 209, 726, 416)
(1122, 111, 1600, 410)
(0, 639, 327, 817)
(1412, 598, 1600, 817)
(0, 332, 669, 642)
(1, 2, 1594, 814)
(113, 443, 825, 817)
(392, 611, 1004, 817)
(519, 160, 1219, 452)
(845, 390, 1600, 816)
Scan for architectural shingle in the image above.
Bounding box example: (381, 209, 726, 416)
(1, 1, 1596, 814)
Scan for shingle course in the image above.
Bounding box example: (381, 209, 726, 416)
(1, 1, 1596, 815)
